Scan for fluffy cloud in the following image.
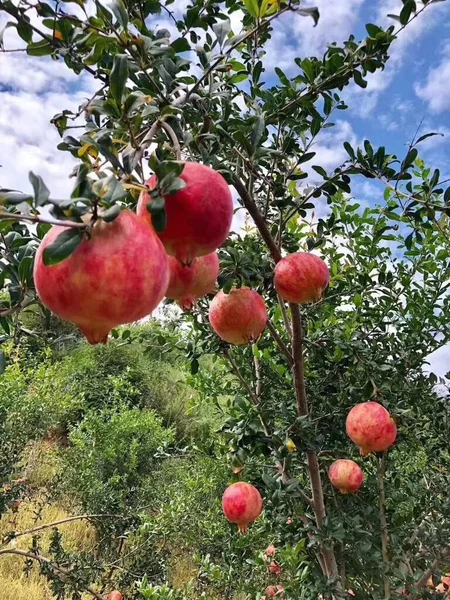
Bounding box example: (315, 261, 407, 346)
(415, 41, 450, 113)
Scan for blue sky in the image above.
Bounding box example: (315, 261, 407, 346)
(0, 0, 449, 375)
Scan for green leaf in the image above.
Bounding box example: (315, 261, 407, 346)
(107, 0, 128, 29)
(229, 71, 248, 84)
(163, 178, 187, 195)
(242, 0, 259, 18)
(399, 0, 415, 25)
(297, 152, 316, 165)
(402, 148, 418, 169)
(297, 7, 320, 26)
(251, 115, 265, 150)
(17, 21, 33, 43)
(213, 19, 230, 46)
(151, 207, 167, 232)
(353, 70, 367, 88)
(110, 53, 128, 106)
(0, 349, 5, 375)
(344, 141, 355, 160)
(101, 204, 122, 223)
(42, 228, 84, 266)
(29, 172, 50, 207)
(171, 37, 190, 53)
(18, 256, 33, 283)
(27, 40, 53, 56)
(0, 22, 15, 50)
(444, 187, 450, 204)
(0, 192, 33, 206)
(365, 23, 382, 38)
(190, 357, 199, 375)
(415, 132, 444, 145)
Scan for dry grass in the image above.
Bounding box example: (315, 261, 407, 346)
(0, 498, 97, 600)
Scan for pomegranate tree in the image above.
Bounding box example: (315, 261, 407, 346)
(165, 252, 219, 311)
(328, 459, 364, 494)
(34, 211, 169, 344)
(137, 162, 233, 265)
(274, 252, 329, 304)
(346, 402, 397, 456)
(209, 287, 267, 344)
(222, 481, 263, 533)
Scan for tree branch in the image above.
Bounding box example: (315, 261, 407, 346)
(266, 320, 293, 367)
(252, 342, 262, 399)
(0, 549, 106, 600)
(379, 451, 391, 600)
(159, 121, 182, 161)
(0, 211, 87, 229)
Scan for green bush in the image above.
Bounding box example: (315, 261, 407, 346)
(62, 407, 175, 519)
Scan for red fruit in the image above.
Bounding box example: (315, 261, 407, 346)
(265, 544, 276, 557)
(209, 287, 267, 344)
(34, 211, 169, 344)
(137, 162, 233, 264)
(328, 459, 364, 494)
(269, 561, 282, 575)
(274, 252, 329, 304)
(166, 252, 219, 311)
(265, 585, 285, 597)
(346, 402, 397, 456)
(108, 592, 123, 600)
(222, 482, 263, 533)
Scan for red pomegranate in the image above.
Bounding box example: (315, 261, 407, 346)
(269, 561, 282, 575)
(166, 252, 219, 311)
(137, 162, 233, 264)
(274, 252, 329, 304)
(209, 287, 267, 344)
(346, 402, 397, 456)
(34, 211, 169, 344)
(265, 544, 276, 557)
(265, 585, 285, 597)
(108, 592, 123, 600)
(222, 482, 263, 533)
(328, 459, 364, 494)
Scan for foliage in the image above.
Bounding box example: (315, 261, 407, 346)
(1, 0, 450, 598)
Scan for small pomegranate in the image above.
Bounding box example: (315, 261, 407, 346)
(209, 287, 267, 344)
(166, 252, 219, 311)
(137, 162, 233, 264)
(222, 482, 263, 533)
(265, 544, 276, 557)
(34, 211, 169, 344)
(274, 252, 329, 304)
(346, 402, 397, 456)
(269, 561, 282, 575)
(108, 592, 123, 600)
(265, 585, 285, 597)
(286, 517, 293, 525)
(328, 459, 364, 494)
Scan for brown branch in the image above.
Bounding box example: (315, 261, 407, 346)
(0, 211, 86, 229)
(2, 514, 121, 547)
(0, 549, 106, 600)
(379, 451, 391, 600)
(233, 177, 282, 262)
(252, 342, 262, 399)
(289, 304, 308, 416)
(266, 319, 293, 367)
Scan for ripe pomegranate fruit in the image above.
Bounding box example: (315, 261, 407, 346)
(328, 459, 364, 494)
(166, 252, 219, 311)
(209, 287, 267, 344)
(34, 211, 169, 344)
(137, 162, 233, 264)
(265, 585, 285, 597)
(108, 592, 123, 600)
(222, 482, 263, 533)
(346, 402, 397, 456)
(274, 252, 329, 304)
(269, 561, 282, 575)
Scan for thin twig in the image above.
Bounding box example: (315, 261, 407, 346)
(0, 211, 86, 229)
(0, 549, 106, 600)
(252, 342, 262, 399)
(379, 451, 391, 600)
(266, 320, 293, 366)
(159, 121, 182, 161)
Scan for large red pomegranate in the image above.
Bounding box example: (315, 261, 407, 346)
(328, 459, 364, 494)
(166, 252, 219, 311)
(137, 162, 233, 264)
(346, 402, 397, 456)
(108, 592, 123, 600)
(274, 252, 329, 304)
(209, 287, 267, 344)
(34, 211, 169, 344)
(222, 482, 263, 533)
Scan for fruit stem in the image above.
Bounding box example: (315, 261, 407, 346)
(378, 451, 391, 600)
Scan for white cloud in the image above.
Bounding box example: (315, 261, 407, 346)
(348, 0, 450, 116)
(415, 41, 450, 113)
